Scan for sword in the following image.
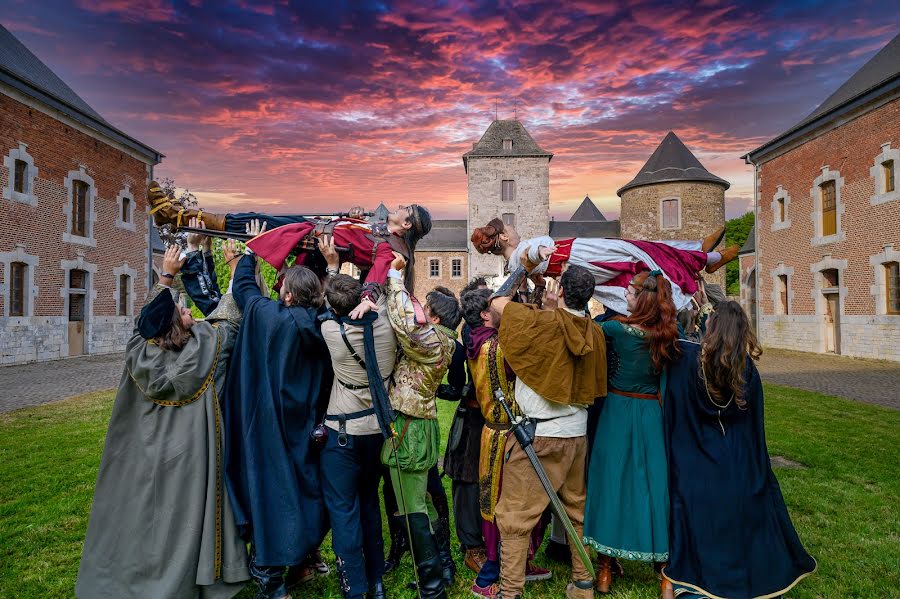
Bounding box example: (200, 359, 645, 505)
(494, 388, 595, 578)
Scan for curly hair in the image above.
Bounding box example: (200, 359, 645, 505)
(701, 301, 762, 408)
(470, 218, 505, 255)
(461, 287, 492, 328)
(155, 307, 192, 351)
(560, 265, 595, 310)
(426, 286, 462, 329)
(616, 271, 680, 372)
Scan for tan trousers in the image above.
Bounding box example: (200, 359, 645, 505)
(495, 435, 589, 597)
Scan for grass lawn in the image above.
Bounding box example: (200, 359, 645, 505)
(1, 385, 898, 598)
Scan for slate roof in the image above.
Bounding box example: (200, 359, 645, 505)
(617, 131, 729, 195)
(739, 224, 755, 255)
(416, 220, 468, 251)
(462, 120, 553, 172)
(372, 202, 389, 223)
(746, 33, 900, 161)
(569, 195, 607, 221)
(550, 219, 620, 239)
(0, 25, 162, 163)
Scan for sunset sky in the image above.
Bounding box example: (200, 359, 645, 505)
(3, 1, 898, 220)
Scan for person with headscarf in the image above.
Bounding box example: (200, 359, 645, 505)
(77, 243, 250, 599)
(470, 218, 737, 316)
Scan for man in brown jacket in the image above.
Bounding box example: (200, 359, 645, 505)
(488, 265, 607, 599)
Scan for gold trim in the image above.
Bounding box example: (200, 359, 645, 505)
(127, 333, 222, 407)
(662, 558, 817, 599)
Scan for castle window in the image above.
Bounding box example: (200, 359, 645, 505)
(887, 261, 900, 315)
(429, 258, 440, 278)
(119, 274, 131, 317)
(776, 198, 785, 223)
(121, 196, 131, 224)
(501, 180, 515, 202)
(778, 274, 789, 315)
(502, 212, 515, 227)
(661, 198, 680, 229)
(13, 159, 26, 193)
(451, 258, 462, 279)
(72, 180, 88, 237)
(9, 262, 26, 317)
(503, 139, 513, 150)
(821, 180, 836, 237)
(884, 160, 895, 193)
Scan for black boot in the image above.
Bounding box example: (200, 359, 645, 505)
(383, 514, 409, 574)
(407, 512, 447, 599)
(407, 514, 456, 591)
(366, 579, 387, 599)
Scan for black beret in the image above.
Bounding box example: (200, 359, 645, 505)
(138, 290, 177, 339)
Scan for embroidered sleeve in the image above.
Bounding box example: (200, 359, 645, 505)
(386, 272, 443, 364)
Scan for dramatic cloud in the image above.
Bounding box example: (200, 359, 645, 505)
(3, 0, 896, 221)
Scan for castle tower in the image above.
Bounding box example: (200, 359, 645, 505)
(463, 120, 553, 278)
(618, 131, 730, 285)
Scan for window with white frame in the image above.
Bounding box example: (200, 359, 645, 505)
(451, 258, 462, 278)
(810, 166, 844, 245)
(661, 198, 680, 229)
(870, 143, 900, 206)
(429, 258, 440, 278)
(887, 261, 900, 315)
(63, 167, 96, 246)
(770, 185, 791, 231)
(2, 143, 38, 206)
(9, 262, 26, 317)
(501, 180, 515, 202)
(116, 186, 136, 231)
(1, 245, 39, 318)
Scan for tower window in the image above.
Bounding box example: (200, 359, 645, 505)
(502, 139, 513, 150)
(13, 159, 27, 194)
(661, 198, 679, 229)
(884, 160, 895, 193)
(501, 180, 515, 202)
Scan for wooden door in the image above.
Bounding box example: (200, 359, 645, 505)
(825, 293, 841, 354)
(68, 270, 87, 357)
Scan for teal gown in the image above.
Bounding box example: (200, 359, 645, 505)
(583, 319, 669, 562)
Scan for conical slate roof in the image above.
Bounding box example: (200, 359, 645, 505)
(463, 120, 553, 172)
(617, 131, 729, 196)
(372, 202, 389, 223)
(569, 195, 606, 221)
(739, 224, 756, 255)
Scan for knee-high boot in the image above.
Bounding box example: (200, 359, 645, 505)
(383, 513, 410, 574)
(407, 512, 447, 599)
(433, 496, 457, 587)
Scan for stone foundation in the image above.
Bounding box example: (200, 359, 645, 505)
(0, 315, 133, 365)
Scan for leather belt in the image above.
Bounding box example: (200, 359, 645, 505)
(609, 387, 662, 407)
(325, 407, 376, 446)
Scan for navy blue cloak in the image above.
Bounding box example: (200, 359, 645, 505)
(662, 340, 816, 598)
(223, 255, 333, 567)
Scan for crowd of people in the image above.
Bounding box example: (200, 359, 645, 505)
(76, 190, 816, 599)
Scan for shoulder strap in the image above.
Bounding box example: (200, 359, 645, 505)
(338, 320, 367, 370)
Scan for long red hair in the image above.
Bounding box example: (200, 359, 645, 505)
(616, 271, 680, 372)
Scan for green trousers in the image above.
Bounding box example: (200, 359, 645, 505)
(381, 414, 440, 518)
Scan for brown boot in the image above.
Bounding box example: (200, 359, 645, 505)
(147, 181, 227, 231)
(566, 580, 595, 599)
(464, 547, 487, 574)
(660, 576, 674, 599)
(594, 555, 613, 594)
(701, 226, 726, 252)
(705, 244, 739, 274)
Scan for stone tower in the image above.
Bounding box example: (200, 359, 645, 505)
(618, 131, 730, 285)
(463, 120, 553, 278)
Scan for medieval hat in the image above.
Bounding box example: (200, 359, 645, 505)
(138, 290, 177, 339)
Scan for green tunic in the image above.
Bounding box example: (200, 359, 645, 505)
(583, 319, 669, 562)
(77, 287, 249, 598)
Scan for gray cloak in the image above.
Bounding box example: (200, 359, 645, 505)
(76, 288, 249, 598)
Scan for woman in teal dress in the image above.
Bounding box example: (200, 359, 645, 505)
(583, 270, 680, 599)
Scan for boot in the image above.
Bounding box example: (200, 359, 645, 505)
(366, 579, 386, 599)
(660, 576, 675, 599)
(435, 514, 456, 587)
(383, 514, 410, 574)
(407, 512, 448, 599)
(701, 226, 726, 252)
(594, 554, 613, 594)
(148, 180, 226, 231)
(705, 244, 739, 274)
(566, 580, 595, 599)
(464, 546, 487, 574)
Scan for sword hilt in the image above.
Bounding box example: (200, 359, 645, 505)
(494, 388, 534, 448)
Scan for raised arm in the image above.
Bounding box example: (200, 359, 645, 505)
(232, 219, 268, 311)
(385, 252, 444, 364)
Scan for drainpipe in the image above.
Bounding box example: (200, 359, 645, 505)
(147, 164, 155, 295)
(744, 153, 761, 335)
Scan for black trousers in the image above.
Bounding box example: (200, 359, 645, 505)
(452, 480, 483, 549)
(223, 212, 308, 234)
(321, 430, 385, 598)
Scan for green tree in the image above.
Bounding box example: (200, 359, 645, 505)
(724, 211, 754, 295)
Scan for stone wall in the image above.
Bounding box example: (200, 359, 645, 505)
(619, 180, 727, 287)
(0, 88, 154, 364)
(754, 95, 900, 359)
(466, 155, 550, 279)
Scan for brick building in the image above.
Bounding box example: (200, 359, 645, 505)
(618, 131, 729, 287)
(743, 33, 900, 361)
(0, 25, 162, 365)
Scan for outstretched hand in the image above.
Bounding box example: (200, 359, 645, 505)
(320, 234, 339, 270)
(222, 239, 240, 271)
(348, 298, 377, 320)
(245, 219, 268, 238)
(186, 217, 209, 251)
(162, 245, 186, 278)
(538, 245, 557, 262)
